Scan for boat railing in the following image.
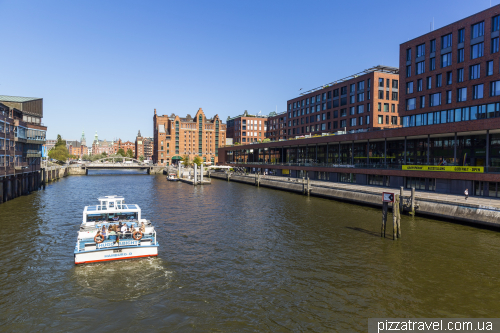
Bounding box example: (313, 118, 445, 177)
(77, 232, 157, 250)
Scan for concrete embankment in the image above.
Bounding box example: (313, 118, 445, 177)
(209, 172, 500, 228)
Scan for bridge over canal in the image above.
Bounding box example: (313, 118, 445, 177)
(74, 158, 164, 174)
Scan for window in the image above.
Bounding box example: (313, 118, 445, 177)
(378, 115, 383, 124)
(379, 90, 384, 99)
(316, 95, 321, 102)
(472, 21, 484, 38)
(446, 90, 452, 104)
(441, 52, 452, 67)
(350, 118, 356, 126)
(457, 87, 467, 102)
(406, 65, 412, 78)
(457, 68, 464, 82)
(420, 95, 425, 108)
(472, 84, 484, 99)
(446, 71, 452, 85)
(349, 107, 355, 115)
(430, 93, 441, 106)
(436, 74, 442, 87)
(492, 37, 499, 53)
(392, 80, 398, 88)
(392, 92, 398, 101)
(350, 83, 355, 93)
(333, 89, 339, 97)
(487, 60, 494, 76)
(359, 116, 363, 126)
(491, 80, 500, 96)
(493, 15, 500, 32)
(340, 119, 346, 128)
(366, 115, 370, 124)
(367, 79, 371, 88)
(430, 39, 436, 52)
(406, 98, 416, 110)
(458, 48, 464, 63)
(386, 91, 390, 100)
(416, 43, 425, 57)
(417, 79, 423, 92)
(458, 28, 465, 43)
(416, 61, 425, 74)
(471, 42, 484, 59)
(322, 93, 326, 101)
(327, 91, 331, 99)
(357, 105, 364, 113)
(379, 78, 384, 87)
(341, 86, 347, 95)
(406, 81, 413, 94)
(378, 103, 381, 111)
(391, 116, 398, 125)
(384, 103, 389, 112)
(470, 64, 480, 79)
(426, 76, 432, 89)
(386, 115, 389, 124)
(350, 95, 355, 103)
(391, 104, 396, 113)
(358, 81, 364, 90)
(406, 48, 412, 61)
(333, 110, 338, 118)
(430, 57, 436, 71)
(341, 108, 346, 117)
(442, 33, 452, 49)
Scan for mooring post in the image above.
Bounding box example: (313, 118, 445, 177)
(194, 164, 198, 186)
(410, 187, 415, 216)
(307, 177, 310, 196)
(200, 163, 204, 183)
(257, 173, 260, 187)
(392, 196, 398, 240)
(400, 186, 404, 213)
(302, 177, 305, 194)
(381, 202, 388, 237)
(396, 194, 401, 238)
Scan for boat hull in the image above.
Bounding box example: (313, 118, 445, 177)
(74, 246, 158, 264)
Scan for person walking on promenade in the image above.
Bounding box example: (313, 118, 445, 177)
(465, 188, 469, 201)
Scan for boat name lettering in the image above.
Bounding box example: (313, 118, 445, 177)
(97, 240, 139, 249)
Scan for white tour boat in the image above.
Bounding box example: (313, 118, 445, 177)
(74, 195, 159, 264)
(167, 173, 179, 181)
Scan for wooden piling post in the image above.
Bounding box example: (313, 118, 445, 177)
(381, 202, 388, 237)
(400, 186, 404, 213)
(397, 195, 401, 238)
(306, 177, 310, 196)
(392, 199, 397, 240)
(410, 187, 415, 216)
(302, 177, 305, 194)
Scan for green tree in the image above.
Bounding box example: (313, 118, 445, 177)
(181, 155, 191, 167)
(102, 152, 108, 157)
(193, 155, 202, 167)
(139, 155, 145, 162)
(126, 149, 134, 158)
(82, 154, 90, 161)
(55, 134, 66, 148)
(117, 148, 125, 157)
(48, 145, 69, 163)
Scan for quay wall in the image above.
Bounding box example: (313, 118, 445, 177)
(210, 172, 500, 228)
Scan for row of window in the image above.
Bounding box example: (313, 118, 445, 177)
(406, 79, 500, 110)
(289, 78, 399, 110)
(403, 102, 500, 127)
(406, 18, 498, 62)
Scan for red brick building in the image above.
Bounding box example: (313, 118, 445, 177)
(153, 108, 226, 166)
(266, 111, 288, 141)
(226, 111, 268, 144)
(286, 66, 400, 137)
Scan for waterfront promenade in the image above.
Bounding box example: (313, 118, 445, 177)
(210, 172, 500, 227)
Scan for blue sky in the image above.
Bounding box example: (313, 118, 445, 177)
(1, 0, 496, 141)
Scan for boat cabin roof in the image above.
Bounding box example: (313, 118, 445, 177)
(83, 196, 141, 214)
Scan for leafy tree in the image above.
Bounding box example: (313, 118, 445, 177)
(139, 155, 145, 162)
(181, 155, 191, 167)
(55, 134, 66, 148)
(126, 149, 134, 158)
(117, 148, 125, 157)
(102, 152, 108, 157)
(193, 155, 202, 167)
(48, 145, 69, 163)
(262, 138, 271, 143)
(82, 154, 90, 161)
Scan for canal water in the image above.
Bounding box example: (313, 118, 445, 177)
(1, 170, 500, 332)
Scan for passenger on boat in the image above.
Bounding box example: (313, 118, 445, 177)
(102, 226, 107, 240)
(108, 227, 117, 243)
(120, 223, 127, 237)
(125, 227, 132, 239)
(140, 222, 146, 233)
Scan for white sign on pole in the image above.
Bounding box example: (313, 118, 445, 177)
(382, 192, 394, 202)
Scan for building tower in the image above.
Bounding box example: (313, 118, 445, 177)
(81, 130, 86, 146)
